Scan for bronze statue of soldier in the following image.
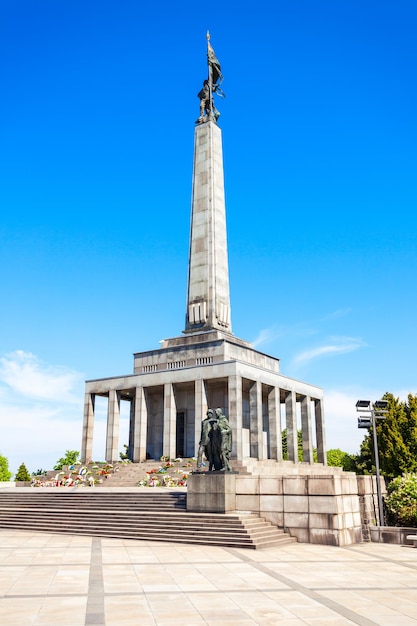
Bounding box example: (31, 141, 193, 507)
(196, 408, 232, 472)
(197, 80, 220, 124)
(216, 408, 232, 472)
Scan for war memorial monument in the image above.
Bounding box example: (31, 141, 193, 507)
(81, 35, 371, 546)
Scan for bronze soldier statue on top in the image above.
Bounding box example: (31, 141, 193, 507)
(197, 79, 221, 123)
(196, 32, 225, 125)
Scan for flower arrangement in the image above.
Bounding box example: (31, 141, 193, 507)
(178, 474, 188, 487)
(31, 456, 198, 489)
(135, 457, 198, 488)
(30, 461, 124, 488)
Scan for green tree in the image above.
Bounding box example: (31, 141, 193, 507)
(0, 454, 12, 481)
(15, 462, 31, 482)
(351, 393, 417, 478)
(326, 448, 357, 471)
(326, 448, 346, 467)
(282, 429, 317, 462)
(120, 444, 129, 461)
(348, 438, 374, 475)
(377, 394, 415, 477)
(54, 450, 80, 471)
(403, 393, 417, 463)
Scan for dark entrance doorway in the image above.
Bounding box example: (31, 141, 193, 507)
(176, 411, 186, 457)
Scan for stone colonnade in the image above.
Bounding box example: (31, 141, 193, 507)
(82, 373, 326, 466)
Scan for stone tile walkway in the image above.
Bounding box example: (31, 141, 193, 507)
(1, 529, 417, 625)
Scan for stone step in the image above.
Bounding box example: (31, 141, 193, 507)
(91, 459, 250, 486)
(0, 513, 232, 533)
(0, 491, 186, 500)
(0, 505, 268, 528)
(0, 491, 295, 549)
(0, 498, 231, 510)
(0, 520, 291, 548)
(0, 511, 284, 528)
(0, 510, 259, 527)
(0, 518, 293, 549)
(0, 489, 187, 507)
(35, 460, 197, 488)
(0, 513, 271, 534)
(33, 459, 253, 489)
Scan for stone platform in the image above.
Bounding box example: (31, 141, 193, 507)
(1, 529, 417, 625)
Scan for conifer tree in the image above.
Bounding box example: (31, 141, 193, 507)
(352, 393, 417, 478)
(15, 462, 31, 482)
(404, 393, 417, 463)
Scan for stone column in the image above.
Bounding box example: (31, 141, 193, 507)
(163, 383, 177, 459)
(285, 390, 298, 462)
(301, 395, 314, 463)
(194, 379, 208, 456)
(81, 392, 95, 462)
(268, 386, 282, 461)
(228, 375, 242, 459)
(128, 400, 135, 459)
(315, 398, 327, 465)
(132, 386, 147, 462)
(249, 380, 264, 459)
(106, 389, 120, 463)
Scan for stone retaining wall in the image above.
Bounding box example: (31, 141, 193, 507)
(188, 470, 363, 546)
(370, 526, 417, 546)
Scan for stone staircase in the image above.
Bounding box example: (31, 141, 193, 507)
(84, 459, 248, 487)
(0, 490, 295, 549)
(96, 460, 249, 487)
(94, 461, 168, 487)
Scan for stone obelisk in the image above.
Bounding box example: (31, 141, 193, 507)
(184, 120, 231, 334)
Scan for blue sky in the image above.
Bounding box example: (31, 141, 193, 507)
(1, 1, 416, 475)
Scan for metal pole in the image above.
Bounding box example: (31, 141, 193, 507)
(207, 31, 213, 120)
(372, 408, 385, 526)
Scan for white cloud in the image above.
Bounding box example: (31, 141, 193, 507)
(0, 351, 85, 475)
(292, 336, 367, 367)
(0, 350, 82, 403)
(323, 389, 366, 453)
(252, 309, 354, 351)
(252, 326, 283, 347)
(323, 386, 417, 454)
(252, 323, 316, 349)
(0, 403, 83, 476)
(0, 350, 132, 476)
(320, 308, 352, 321)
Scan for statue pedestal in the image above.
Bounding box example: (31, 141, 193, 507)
(187, 472, 236, 513)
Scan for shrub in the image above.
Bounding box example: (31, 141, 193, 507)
(385, 473, 417, 527)
(32, 469, 46, 476)
(15, 462, 31, 482)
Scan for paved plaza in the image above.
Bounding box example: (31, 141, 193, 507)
(1, 530, 417, 625)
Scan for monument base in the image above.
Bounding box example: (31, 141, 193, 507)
(188, 463, 366, 546)
(187, 473, 236, 513)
